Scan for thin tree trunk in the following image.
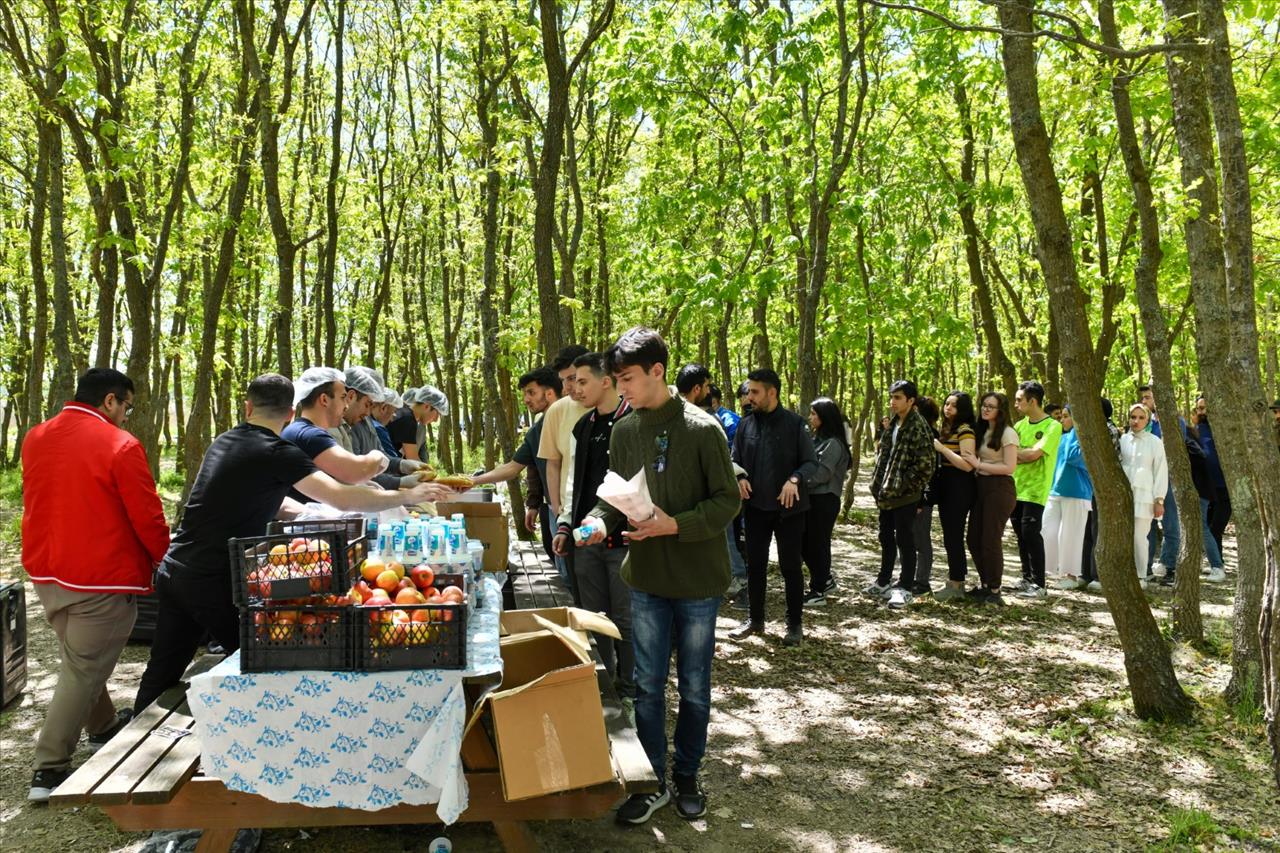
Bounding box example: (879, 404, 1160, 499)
(21, 110, 50, 446)
(997, 0, 1192, 721)
(319, 0, 345, 365)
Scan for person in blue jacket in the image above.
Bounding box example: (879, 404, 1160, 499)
(1043, 405, 1093, 591)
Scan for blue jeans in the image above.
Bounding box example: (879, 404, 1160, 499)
(630, 589, 719, 780)
(1147, 483, 1179, 571)
(1200, 497, 1223, 569)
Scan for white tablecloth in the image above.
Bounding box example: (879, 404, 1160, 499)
(188, 574, 503, 824)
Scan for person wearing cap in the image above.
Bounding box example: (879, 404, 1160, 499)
(387, 384, 450, 462)
(133, 373, 454, 713)
(282, 367, 397, 492)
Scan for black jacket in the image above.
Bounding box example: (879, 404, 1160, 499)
(560, 400, 631, 547)
(732, 405, 818, 517)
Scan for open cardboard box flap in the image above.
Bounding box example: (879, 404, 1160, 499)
(500, 606, 621, 641)
(437, 500, 503, 518)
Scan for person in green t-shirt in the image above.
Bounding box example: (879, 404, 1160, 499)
(1010, 380, 1062, 599)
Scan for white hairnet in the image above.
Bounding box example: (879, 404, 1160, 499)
(343, 366, 382, 398)
(292, 366, 345, 407)
(413, 384, 450, 417)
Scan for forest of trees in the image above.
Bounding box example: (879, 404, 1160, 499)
(1, 1, 1278, 784)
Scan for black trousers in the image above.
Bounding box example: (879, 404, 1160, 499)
(1081, 500, 1098, 583)
(935, 468, 976, 583)
(1011, 500, 1047, 587)
(1207, 486, 1231, 554)
(876, 503, 917, 589)
(801, 493, 840, 594)
(134, 564, 240, 714)
(745, 505, 806, 627)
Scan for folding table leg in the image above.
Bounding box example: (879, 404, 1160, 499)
(193, 827, 240, 853)
(492, 819, 538, 852)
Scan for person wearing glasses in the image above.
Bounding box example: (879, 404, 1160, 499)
(22, 368, 171, 803)
(577, 328, 739, 825)
(960, 392, 1020, 604)
(729, 368, 819, 645)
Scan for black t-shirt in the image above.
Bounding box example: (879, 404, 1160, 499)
(572, 402, 628, 532)
(165, 423, 318, 581)
(387, 409, 419, 453)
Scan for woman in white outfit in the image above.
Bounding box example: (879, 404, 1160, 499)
(1119, 403, 1168, 586)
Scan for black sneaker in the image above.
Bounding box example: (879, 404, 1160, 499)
(672, 773, 707, 820)
(968, 587, 1005, 606)
(822, 576, 838, 594)
(802, 590, 826, 607)
(729, 588, 749, 611)
(616, 785, 670, 825)
(782, 624, 804, 646)
(909, 582, 933, 597)
(29, 767, 72, 803)
(1158, 573, 1176, 587)
(87, 709, 134, 752)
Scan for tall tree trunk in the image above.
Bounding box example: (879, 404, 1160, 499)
(21, 110, 50, 446)
(997, 0, 1192, 721)
(1098, 0, 1203, 643)
(319, 0, 345, 366)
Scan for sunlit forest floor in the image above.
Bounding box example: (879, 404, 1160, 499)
(0, 462, 1276, 852)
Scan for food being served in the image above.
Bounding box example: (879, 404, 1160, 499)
(433, 473, 474, 489)
(414, 467, 437, 482)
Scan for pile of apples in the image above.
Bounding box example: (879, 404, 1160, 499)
(245, 537, 335, 597)
(348, 555, 466, 648)
(251, 596, 345, 644)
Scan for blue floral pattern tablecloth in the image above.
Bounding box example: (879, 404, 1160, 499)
(188, 575, 503, 824)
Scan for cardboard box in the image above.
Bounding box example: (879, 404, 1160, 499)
(468, 612, 617, 801)
(438, 501, 510, 572)
(499, 606, 622, 644)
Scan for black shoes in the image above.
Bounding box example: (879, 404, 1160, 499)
(728, 620, 763, 641)
(782, 624, 804, 646)
(672, 773, 707, 820)
(29, 767, 72, 803)
(616, 785, 670, 825)
(87, 708, 134, 752)
(729, 588, 750, 611)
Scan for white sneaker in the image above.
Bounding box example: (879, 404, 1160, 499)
(1053, 577, 1083, 590)
(1016, 584, 1047, 600)
(887, 587, 914, 609)
(1007, 578, 1031, 592)
(1205, 567, 1227, 583)
(1151, 561, 1167, 578)
(1086, 580, 1102, 592)
(864, 582, 892, 598)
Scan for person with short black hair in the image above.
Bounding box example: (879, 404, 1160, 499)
(728, 368, 818, 643)
(579, 327, 739, 825)
(705, 381, 746, 604)
(866, 380, 936, 608)
(282, 367, 392, 494)
(23, 368, 171, 803)
(474, 367, 562, 560)
(737, 380, 753, 417)
(675, 364, 713, 412)
(538, 346, 591, 598)
(1009, 380, 1062, 600)
(132, 374, 453, 713)
(911, 395, 941, 595)
(551, 345, 591, 393)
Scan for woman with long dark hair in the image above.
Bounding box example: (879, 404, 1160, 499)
(930, 391, 977, 602)
(960, 392, 1019, 605)
(801, 397, 852, 606)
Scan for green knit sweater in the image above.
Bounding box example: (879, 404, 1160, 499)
(589, 394, 741, 599)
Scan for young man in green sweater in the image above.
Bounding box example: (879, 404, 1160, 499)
(578, 327, 740, 826)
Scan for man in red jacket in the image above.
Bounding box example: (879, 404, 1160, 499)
(22, 368, 170, 803)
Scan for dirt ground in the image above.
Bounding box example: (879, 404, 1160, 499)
(1, 472, 1278, 852)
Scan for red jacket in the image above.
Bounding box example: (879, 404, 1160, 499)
(22, 403, 170, 593)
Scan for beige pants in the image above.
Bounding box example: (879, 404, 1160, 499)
(33, 584, 136, 771)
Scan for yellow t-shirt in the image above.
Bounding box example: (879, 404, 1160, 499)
(537, 396, 588, 510)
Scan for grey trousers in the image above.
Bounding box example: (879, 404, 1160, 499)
(33, 584, 136, 771)
(573, 543, 635, 697)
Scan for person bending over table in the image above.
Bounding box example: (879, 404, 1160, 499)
(133, 373, 454, 713)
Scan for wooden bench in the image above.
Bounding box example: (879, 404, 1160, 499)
(53, 542, 657, 852)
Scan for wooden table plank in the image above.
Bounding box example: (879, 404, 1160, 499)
(130, 728, 203, 805)
(91, 709, 196, 804)
(596, 665, 659, 794)
(102, 774, 624, 831)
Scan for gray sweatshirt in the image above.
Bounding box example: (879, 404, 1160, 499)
(805, 436, 850, 497)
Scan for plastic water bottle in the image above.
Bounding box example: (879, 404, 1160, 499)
(392, 521, 406, 561)
(365, 514, 378, 547)
(403, 517, 422, 563)
(428, 838, 452, 853)
(428, 522, 446, 558)
(450, 512, 467, 536)
(377, 521, 395, 556)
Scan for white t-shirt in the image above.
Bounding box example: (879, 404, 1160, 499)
(977, 426, 1019, 466)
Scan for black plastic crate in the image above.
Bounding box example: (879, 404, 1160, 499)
(356, 573, 468, 671)
(239, 603, 355, 672)
(270, 515, 368, 545)
(228, 527, 361, 605)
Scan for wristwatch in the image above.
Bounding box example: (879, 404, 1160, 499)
(789, 475, 799, 485)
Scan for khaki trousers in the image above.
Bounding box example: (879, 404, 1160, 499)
(33, 584, 136, 771)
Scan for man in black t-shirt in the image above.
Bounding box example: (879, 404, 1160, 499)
(387, 384, 450, 462)
(551, 353, 634, 698)
(133, 374, 453, 712)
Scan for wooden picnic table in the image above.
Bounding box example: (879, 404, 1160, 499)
(51, 540, 658, 852)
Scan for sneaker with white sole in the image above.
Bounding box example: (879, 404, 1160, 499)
(1017, 584, 1047, 600)
(1007, 578, 1031, 592)
(1052, 577, 1083, 591)
(887, 587, 913, 609)
(87, 709, 134, 752)
(802, 591, 826, 607)
(864, 581, 892, 599)
(822, 576, 838, 594)
(616, 785, 670, 825)
(1087, 580, 1102, 592)
(29, 767, 72, 804)
(1204, 567, 1227, 583)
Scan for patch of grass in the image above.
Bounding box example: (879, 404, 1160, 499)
(1156, 807, 1219, 850)
(158, 468, 186, 492)
(1228, 674, 1264, 729)
(1191, 617, 1233, 659)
